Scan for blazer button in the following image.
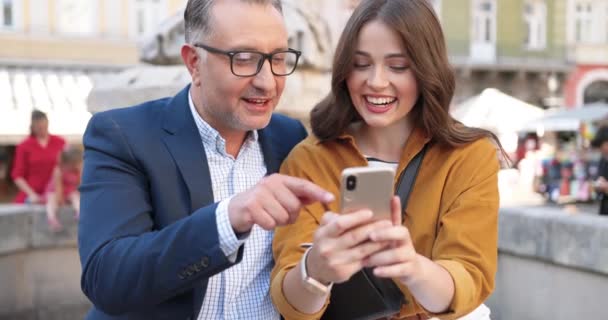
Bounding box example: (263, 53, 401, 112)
(200, 256, 210, 268)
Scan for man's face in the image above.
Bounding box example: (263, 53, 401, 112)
(191, 0, 288, 136)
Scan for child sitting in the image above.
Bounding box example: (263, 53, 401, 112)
(45, 146, 83, 232)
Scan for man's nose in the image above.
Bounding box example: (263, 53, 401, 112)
(251, 59, 277, 92)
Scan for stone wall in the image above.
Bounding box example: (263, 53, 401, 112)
(1, 205, 607, 319)
(487, 207, 608, 320)
(0, 205, 89, 320)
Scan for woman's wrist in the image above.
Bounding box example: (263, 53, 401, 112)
(399, 253, 427, 287)
(305, 247, 333, 285)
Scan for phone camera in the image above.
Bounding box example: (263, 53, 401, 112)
(346, 175, 357, 191)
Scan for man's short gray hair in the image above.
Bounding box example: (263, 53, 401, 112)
(184, 0, 283, 43)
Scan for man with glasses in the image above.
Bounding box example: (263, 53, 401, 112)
(78, 0, 334, 319)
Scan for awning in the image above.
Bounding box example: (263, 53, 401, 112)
(520, 102, 608, 132)
(0, 67, 111, 145)
(450, 88, 545, 133)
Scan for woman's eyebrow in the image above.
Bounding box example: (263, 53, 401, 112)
(354, 51, 408, 59)
(385, 53, 408, 58)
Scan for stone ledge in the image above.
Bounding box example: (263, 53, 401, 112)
(0, 205, 78, 256)
(499, 206, 608, 275)
(2, 205, 607, 274)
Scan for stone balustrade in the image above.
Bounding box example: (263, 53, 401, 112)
(1, 204, 607, 320)
(0, 205, 89, 320)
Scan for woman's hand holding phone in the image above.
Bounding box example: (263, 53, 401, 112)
(364, 196, 424, 285)
(305, 209, 393, 285)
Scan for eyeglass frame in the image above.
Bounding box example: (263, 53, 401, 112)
(193, 43, 302, 77)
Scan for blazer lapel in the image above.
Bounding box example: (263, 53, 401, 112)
(258, 127, 280, 175)
(161, 85, 214, 211)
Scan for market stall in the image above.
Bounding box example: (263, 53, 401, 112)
(519, 102, 608, 203)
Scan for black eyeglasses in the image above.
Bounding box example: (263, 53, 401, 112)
(193, 43, 302, 77)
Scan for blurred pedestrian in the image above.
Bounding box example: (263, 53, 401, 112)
(11, 110, 65, 204)
(591, 125, 608, 216)
(45, 145, 83, 232)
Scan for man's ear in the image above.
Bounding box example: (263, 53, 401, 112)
(181, 44, 202, 86)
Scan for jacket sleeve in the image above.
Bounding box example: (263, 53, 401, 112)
(429, 139, 500, 319)
(78, 112, 243, 315)
(271, 145, 331, 320)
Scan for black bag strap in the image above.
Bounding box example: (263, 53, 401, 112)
(395, 144, 428, 218)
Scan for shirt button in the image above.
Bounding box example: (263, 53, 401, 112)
(200, 256, 210, 268)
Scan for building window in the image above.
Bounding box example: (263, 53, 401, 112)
(103, 0, 124, 38)
(523, 1, 546, 50)
(472, 0, 496, 44)
(0, 0, 23, 30)
(132, 0, 164, 38)
(574, 1, 593, 43)
(56, 0, 97, 36)
(2, 0, 12, 27)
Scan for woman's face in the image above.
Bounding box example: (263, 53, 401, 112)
(346, 20, 419, 130)
(31, 118, 49, 138)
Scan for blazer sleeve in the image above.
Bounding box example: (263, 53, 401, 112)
(78, 112, 242, 315)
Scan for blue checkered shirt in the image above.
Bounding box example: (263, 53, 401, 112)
(188, 93, 279, 320)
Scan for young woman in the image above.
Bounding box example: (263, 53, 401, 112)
(271, 1, 504, 319)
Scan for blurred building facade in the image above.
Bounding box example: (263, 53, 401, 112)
(87, 0, 358, 120)
(0, 0, 183, 201)
(436, 0, 571, 108)
(0, 0, 183, 145)
(562, 0, 608, 107)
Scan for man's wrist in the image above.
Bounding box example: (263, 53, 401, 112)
(216, 197, 245, 257)
(226, 197, 253, 234)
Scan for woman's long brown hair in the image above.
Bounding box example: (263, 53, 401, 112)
(310, 0, 508, 164)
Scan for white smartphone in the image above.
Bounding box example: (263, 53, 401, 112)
(340, 166, 395, 220)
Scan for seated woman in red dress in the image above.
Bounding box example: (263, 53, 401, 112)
(11, 110, 65, 204)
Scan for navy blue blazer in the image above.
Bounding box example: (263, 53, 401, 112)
(78, 85, 308, 319)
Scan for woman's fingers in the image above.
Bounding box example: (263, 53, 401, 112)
(327, 239, 392, 266)
(364, 225, 417, 269)
(315, 218, 392, 259)
(390, 196, 402, 226)
(369, 225, 410, 243)
(364, 244, 416, 267)
(317, 209, 374, 239)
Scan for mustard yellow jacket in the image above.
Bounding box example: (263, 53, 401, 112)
(271, 128, 500, 320)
